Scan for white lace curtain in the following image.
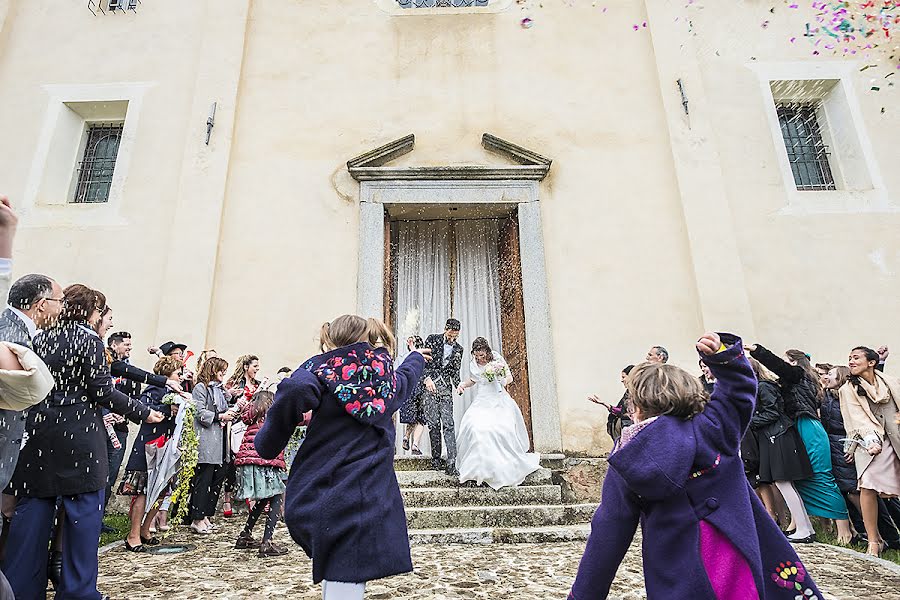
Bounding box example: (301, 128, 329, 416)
(393, 219, 503, 456)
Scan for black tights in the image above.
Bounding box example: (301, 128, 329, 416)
(241, 495, 283, 542)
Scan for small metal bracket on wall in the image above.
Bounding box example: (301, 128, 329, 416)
(205, 102, 217, 145)
(676, 79, 690, 117)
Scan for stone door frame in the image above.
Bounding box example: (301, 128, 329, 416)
(356, 178, 562, 453)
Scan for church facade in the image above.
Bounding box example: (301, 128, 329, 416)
(1, 0, 897, 455)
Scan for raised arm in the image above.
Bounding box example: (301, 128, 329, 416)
(393, 351, 425, 412)
(86, 337, 151, 424)
(255, 368, 323, 460)
(748, 344, 802, 385)
(695, 333, 758, 451)
(569, 469, 641, 600)
(111, 360, 167, 388)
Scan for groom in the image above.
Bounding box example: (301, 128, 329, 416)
(423, 318, 463, 476)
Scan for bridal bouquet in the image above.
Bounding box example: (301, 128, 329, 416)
(483, 361, 508, 383)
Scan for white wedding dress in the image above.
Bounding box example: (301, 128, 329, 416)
(455, 353, 541, 490)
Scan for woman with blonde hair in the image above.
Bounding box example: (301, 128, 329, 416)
(255, 315, 430, 599)
(839, 346, 900, 556)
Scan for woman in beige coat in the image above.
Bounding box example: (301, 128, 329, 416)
(839, 346, 900, 556)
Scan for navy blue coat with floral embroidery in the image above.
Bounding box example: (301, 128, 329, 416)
(570, 335, 824, 600)
(255, 342, 424, 584)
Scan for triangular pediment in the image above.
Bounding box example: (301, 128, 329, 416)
(346, 133, 552, 181)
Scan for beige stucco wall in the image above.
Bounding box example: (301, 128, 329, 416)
(1, 1, 897, 456)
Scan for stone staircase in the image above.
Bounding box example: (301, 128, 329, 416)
(396, 455, 598, 545)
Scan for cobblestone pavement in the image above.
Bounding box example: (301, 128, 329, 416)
(97, 519, 900, 599)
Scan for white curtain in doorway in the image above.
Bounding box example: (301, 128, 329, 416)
(394, 220, 453, 341)
(392, 218, 503, 459)
(452, 219, 503, 424)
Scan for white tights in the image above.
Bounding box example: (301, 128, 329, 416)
(322, 580, 366, 600)
(774, 480, 814, 538)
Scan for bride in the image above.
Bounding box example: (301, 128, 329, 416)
(454, 337, 541, 490)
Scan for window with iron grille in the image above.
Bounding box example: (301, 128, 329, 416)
(73, 123, 123, 204)
(396, 0, 490, 7)
(775, 102, 836, 191)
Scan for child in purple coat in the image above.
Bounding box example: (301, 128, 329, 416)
(570, 332, 823, 600)
(255, 315, 430, 600)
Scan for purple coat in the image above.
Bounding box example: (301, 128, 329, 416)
(570, 335, 824, 600)
(255, 342, 424, 584)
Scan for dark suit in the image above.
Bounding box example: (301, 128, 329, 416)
(0, 309, 34, 493)
(4, 321, 150, 600)
(422, 333, 463, 467)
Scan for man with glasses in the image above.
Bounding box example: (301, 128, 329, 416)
(0, 273, 64, 566)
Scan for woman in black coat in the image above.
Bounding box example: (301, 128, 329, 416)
(747, 357, 815, 540)
(3, 284, 162, 600)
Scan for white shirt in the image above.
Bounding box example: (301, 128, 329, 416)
(443, 342, 454, 365)
(8, 306, 37, 340)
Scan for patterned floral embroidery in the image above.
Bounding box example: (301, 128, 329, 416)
(310, 347, 396, 418)
(690, 454, 721, 479)
(771, 561, 819, 600)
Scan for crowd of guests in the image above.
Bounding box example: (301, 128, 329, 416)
(598, 340, 900, 558)
(0, 193, 306, 600)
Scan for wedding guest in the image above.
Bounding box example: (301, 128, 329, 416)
(645, 345, 668, 364)
(224, 355, 261, 517)
(588, 365, 634, 444)
(118, 356, 183, 551)
(196, 349, 216, 373)
(234, 389, 288, 557)
(190, 356, 233, 534)
(398, 335, 426, 455)
(0, 271, 62, 562)
(0, 196, 58, 598)
(3, 284, 163, 600)
(699, 360, 716, 394)
(255, 315, 429, 599)
(748, 344, 851, 542)
(105, 331, 182, 524)
(747, 358, 814, 536)
(570, 333, 823, 600)
(838, 346, 900, 556)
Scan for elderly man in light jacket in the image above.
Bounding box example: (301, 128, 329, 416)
(0, 196, 55, 600)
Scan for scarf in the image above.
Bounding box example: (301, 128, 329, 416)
(839, 371, 900, 440)
(856, 372, 892, 405)
(615, 415, 660, 454)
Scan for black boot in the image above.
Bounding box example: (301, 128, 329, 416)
(48, 550, 62, 590)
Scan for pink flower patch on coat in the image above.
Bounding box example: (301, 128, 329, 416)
(341, 364, 358, 381)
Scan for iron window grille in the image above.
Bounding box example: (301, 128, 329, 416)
(73, 123, 123, 204)
(776, 102, 836, 191)
(88, 0, 139, 15)
(396, 0, 490, 8)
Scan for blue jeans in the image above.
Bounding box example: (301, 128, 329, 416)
(104, 430, 128, 512)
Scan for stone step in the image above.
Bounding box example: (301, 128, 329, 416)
(401, 484, 563, 508)
(408, 523, 592, 545)
(405, 503, 597, 530)
(394, 454, 565, 471)
(395, 468, 552, 489)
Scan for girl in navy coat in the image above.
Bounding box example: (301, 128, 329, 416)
(255, 315, 430, 600)
(570, 333, 823, 600)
